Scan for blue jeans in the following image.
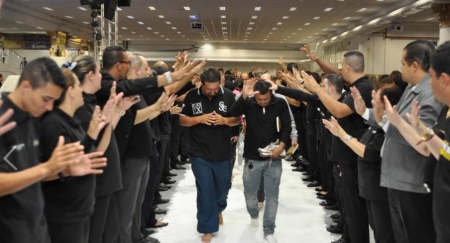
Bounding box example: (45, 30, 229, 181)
(243, 158, 282, 236)
(191, 156, 232, 233)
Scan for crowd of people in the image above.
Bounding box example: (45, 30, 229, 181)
(0, 39, 450, 243)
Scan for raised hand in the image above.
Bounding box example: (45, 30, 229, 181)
(44, 136, 84, 175)
(323, 119, 339, 137)
(350, 86, 367, 116)
(371, 90, 384, 123)
(265, 79, 278, 91)
(0, 100, 16, 136)
(405, 100, 425, 134)
(242, 79, 260, 100)
(300, 70, 320, 93)
(87, 105, 107, 140)
(383, 95, 402, 127)
(154, 92, 169, 112)
(118, 95, 140, 111)
(300, 45, 317, 61)
(65, 151, 107, 176)
(163, 94, 177, 112)
(278, 56, 284, 65)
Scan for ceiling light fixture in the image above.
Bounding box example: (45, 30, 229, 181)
(78, 7, 87, 11)
(252, 16, 257, 19)
(147, 27, 152, 30)
(249, 22, 254, 25)
(357, 8, 368, 12)
(127, 16, 134, 19)
(166, 21, 171, 24)
(154, 32, 159, 34)
(65, 16, 73, 19)
(283, 16, 289, 19)
(138, 21, 144, 25)
(148, 6, 156, 10)
(332, 23, 338, 26)
(172, 27, 177, 29)
(289, 7, 297, 11)
(220, 6, 225, 10)
(189, 15, 197, 20)
(313, 17, 320, 19)
(221, 15, 226, 19)
(42, 7, 53, 11)
(184, 6, 191, 11)
(277, 22, 282, 25)
(255, 7, 261, 11)
(304, 22, 311, 25)
(344, 17, 351, 20)
(158, 15, 165, 18)
(324, 8, 332, 11)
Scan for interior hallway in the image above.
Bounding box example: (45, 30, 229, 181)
(151, 159, 353, 243)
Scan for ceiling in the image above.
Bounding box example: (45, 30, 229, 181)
(0, 0, 441, 46)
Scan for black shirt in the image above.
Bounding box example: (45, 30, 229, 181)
(432, 106, 450, 243)
(75, 92, 123, 196)
(0, 94, 50, 243)
(330, 76, 373, 164)
(181, 87, 236, 161)
(40, 108, 96, 223)
(358, 126, 387, 201)
(230, 94, 292, 160)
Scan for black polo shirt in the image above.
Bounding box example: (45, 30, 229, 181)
(40, 108, 96, 224)
(0, 94, 50, 243)
(75, 92, 123, 196)
(181, 86, 236, 161)
(330, 76, 373, 164)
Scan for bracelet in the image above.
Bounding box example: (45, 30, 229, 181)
(344, 134, 353, 143)
(164, 71, 173, 84)
(378, 114, 387, 127)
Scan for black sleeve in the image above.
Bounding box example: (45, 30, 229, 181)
(230, 95, 247, 117)
(175, 82, 195, 97)
(278, 100, 292, 146)
(277, 86, 320, 104)
(361, 132, 384, 163)
(117, 77, 159, 96)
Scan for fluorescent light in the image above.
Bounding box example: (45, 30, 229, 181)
(353, 25, 363, 31)
(357, 8, 367, 12)
(121, 27, 127, 29)
(249, 22, 254, 25)
(247, 27, 252, 30)
(181, 35, 185, 37)
(323, 28, 328, 30)
(344, 17, 351, 20)
(304, 22, 311, 25)
(313, 17, 320, 20)
(65, 16, 73, 19)
(223, 32, 228, 34)
(283, 16, 289, 19)
(255, 7, 261, 11)
(117, 7, 122, 11)
(138, 21, 144, 25)
(368, 18, 380, 25)
(78, 7, 87, 11)
(16, 21, 23, 24)
(131, 31, 136, 34)
(148, 6, 156, 10)
(222, 27, 227, 30)
(127, 16, 134, 19)
(272, 28, 277, 30)
(160, 35, 164, 37)
(322, 40, 328, 43)
(220, 6, 226, 10)
(289, 7, 297, 11)
(324, 8, 332, 12)
(158, 15, 165, 18)
(172, 27, 177, 29)
(277, 22, 282, 25)
(184, 6, 191, 10)
(341, 31, 349, 36)
(189, 15, 196, 19)
(252, 16, 258, 19)
(331, 36, 338, 40)
(165, 21, 171, 24)
(221, 15, 226, 19)
(269, 32, 273, 34)
(221, 21, 227, 24)
(82, 21, 89, 24)
(332, 23, 338, 26)
(177, 31, 181, 34)
(42, 7, 53, 11)
(36, 27, 43, 29)
(427, 17, 435, 20)
(297, 28, 303, 30)
(147, 27, 152, 30)
(154, 32, 159, 34)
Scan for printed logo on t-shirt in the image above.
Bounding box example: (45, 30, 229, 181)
(192, 102, 203, 115)
(218, 101, 227, 112)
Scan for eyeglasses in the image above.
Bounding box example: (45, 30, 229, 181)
(118, 60, 131, 66)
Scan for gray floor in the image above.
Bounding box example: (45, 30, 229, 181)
(152, 160, 354, 243)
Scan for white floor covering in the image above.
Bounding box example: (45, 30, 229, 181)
(152, 160, 366, 243)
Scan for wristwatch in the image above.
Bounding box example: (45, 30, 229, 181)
(378, 114, 388, 127)
(420, 127, 435, 141)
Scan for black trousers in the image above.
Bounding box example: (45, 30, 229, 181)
(170, 116, 190, 163)
(366, 199, 395, 243)
(333, 162, 350, 240)
(387, 188, 435, 243)
(318, 142, 329, 192)
(89, 193, 119, 243)
(48, 218, 89, 243)
(305, 132, 320, 181)
(340, 163, 369, 243)
(141, 155, 160, 228)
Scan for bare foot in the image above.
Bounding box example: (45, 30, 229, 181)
(202, 233, 212, 242)
(258, 202, 264, 209)
(219, 212, 223, 225)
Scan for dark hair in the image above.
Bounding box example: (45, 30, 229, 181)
(403, 40, 435, 71)
(200, 67, 221, 84)
(153, 65, 168, 75)
(344, 51, 365, 73)
(18, 57, 66, 89)
(287, 62, 298, 74)
(254, 72, 263, 79)
(71, 55, 97, 85)
(379, 84, 403, 106)
(54, 69, 77, 107)
(324, 74, 344, 93)
(431, 41, 450, 78)
(253, 80, 271, 94)
(379, 77, 394, 86)
(102, 46, 126, 70)
(311, 72, 321, 84)
(234, 80, 243, 90)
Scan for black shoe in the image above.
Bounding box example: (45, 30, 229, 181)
(319, 201, 335, 206)
(292, 166, 306, 172)
(154, 207, 168, 214)
(291, 161, 301, 167)
(325, 204, 339, 211)
(169, 172, 177, 176)
(302, 176, 314, 182)
(156, 198, 170, 204)
(330, 212, 341, 219)
(302, 172, 310, 176)
(179, 160, 186, 165)
(183, 158, 190, 164)
(141, 227, 156, 237)
(326, 225, 343, 234)
(315, 187, 323, 192)
(172, 164, 186, 170)
(140, 236, 160, 243)
(164, 179, 176, 185)
(161, 185, 172, 189)
(307, 181, 320, 187)
(158, 186, 169, 192)
(332, 218, 340, 223)
(331, 238, 348, 243)
(285, 155, 295, 161)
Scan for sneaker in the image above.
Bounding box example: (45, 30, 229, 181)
(250, 218, 259, 227)
(264, 234, 278, 243)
